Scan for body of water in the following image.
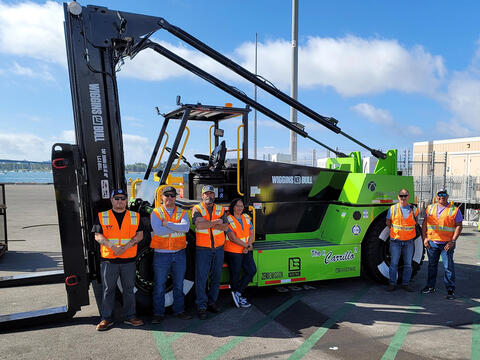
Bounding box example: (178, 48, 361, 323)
(0, 171, 147, 184)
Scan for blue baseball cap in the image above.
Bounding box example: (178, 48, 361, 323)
(111, 189, 127, 198)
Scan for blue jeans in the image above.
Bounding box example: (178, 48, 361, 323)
(389, 238, 414, 285)
(426, 240, 456, 291)
(225, 251, 257, 295)
(100, 260, 136, 321)
(153, 249, 186, 316)
(195, 246, 224, 310)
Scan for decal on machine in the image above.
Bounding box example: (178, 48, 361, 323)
(271, 175, 312, 185)
(311, 247, 358, 265)
(89, 83, 105, 142)
(261, 272, 284, 280)
(352, 224, 361, 235)
(288, 257, 301, 277)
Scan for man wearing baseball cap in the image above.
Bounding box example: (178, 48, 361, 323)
(150, 186, 192, 323)
(421, 188, 463, 299)
(192, 185, 229, 319)
(93, 188, 144, 330)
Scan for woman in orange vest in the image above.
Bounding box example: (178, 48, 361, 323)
(225, 198, 257, 308)
(385, 189, 419, 292)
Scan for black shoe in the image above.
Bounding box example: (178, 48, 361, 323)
(152, 314, 165, 324)
(386, 284, 397, 292)
(421, 286, 436, 294)
(401, 284, 416, 292)
(176, 311, 193, 320)
(198, 308, 207, 320)
(446, 290, 456, 300)
(208, 303, 221, 313)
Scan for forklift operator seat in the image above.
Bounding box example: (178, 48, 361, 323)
(192, 140, 226, 173)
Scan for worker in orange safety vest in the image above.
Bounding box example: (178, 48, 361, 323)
(150, 186, 192, 323)
(421, 188, 463, 300)
(192, 185, 229, 320)
(385, 188, 419, 292)
(93, 189, 144, 331)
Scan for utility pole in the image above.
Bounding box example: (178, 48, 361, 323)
(254, 33, 258, 160)
(289, 0, 299, 163)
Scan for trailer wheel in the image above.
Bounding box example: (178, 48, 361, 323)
(362, 216, 424, 284)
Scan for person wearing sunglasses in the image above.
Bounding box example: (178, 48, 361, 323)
(150, 186, 192, 323)
(93, 188, 144, 331)
(192, 185, 229, 320)
(421, 188, 463, 300)
(385, 189, 419, 292)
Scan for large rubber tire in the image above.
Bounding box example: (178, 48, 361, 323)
(362, 214, 424, 284)
(133, 230, 196, 314)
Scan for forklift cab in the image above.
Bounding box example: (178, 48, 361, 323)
(134, 102, 250, 210)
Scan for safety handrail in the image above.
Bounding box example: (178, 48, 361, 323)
(208, 124, 215, 155)
(129, 178, 142, 198)
(237, 124, 244, 196)
(171, 126, 190, 171)
(248, 205, 256, 242)
(153, 132, 169, 169)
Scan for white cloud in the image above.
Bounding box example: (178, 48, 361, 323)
(0, 133, 52, 161)
(351, 103, 393, 125)
(122, 134, 153, 164)
(235, 36, 445, 97)
(10, 62, 54, 81)
(352, 103, 423, 139)
(0, 1, 66, 65)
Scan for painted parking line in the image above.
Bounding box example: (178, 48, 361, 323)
(287, 285, 371, 360)
(458, 297, 480, 360)
(152, 318, 205, 359)
(204, 294, 304, 360)
(381, 293, 424, 360)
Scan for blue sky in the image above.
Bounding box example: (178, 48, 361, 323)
(0, 0, 479, 164)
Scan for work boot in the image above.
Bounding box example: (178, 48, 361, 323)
(151, 314, 165, 324)
(96, 320, 114, 331)
(198, 308, 207, 320)
(208, 303, 221, 313)
(401, 284, 416, 292)
(175, 312, 193, 320)
(446, 290, 456, 300)
(124, 317, 144, 327)
(386, 284, 397, 292)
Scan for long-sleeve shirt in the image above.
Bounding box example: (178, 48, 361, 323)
(150, 206, 190, 253)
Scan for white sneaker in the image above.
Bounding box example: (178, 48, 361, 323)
(238, 296, 251, 308)
(231, 291, 240, 308)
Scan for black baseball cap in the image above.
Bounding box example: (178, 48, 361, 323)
(111, 189, 127, 198)
(437, 188, 448, 196)
(162, 186, 177, 196)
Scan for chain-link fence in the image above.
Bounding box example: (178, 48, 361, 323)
(398, 151, 480, 224)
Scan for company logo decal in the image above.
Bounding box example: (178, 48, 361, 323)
(352, 224, 361, 235)
(367, 181, 376, 191)
(311, 248, 357, 265)
(288, 257, 301, 277)
(271, 175, 312, 185)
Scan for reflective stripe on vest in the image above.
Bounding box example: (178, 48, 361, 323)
(194, 203, 226, 248)
(98, 210, 139, 259)
(150, 206, 187, 250)
(389, 204, 417, 241)
(426, 203, 458, 242)
(225, 213, 251, 254)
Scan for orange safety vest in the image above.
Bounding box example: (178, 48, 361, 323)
(225, 214, 252, 254)
(389, 204, 419, 241)
(193, 202, 226, 248)
(151, 206, 187, 250)
(98, 210, 140, 259)
(426, 203, 459, 242)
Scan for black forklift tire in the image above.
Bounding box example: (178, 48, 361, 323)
(362, 216, 424, 284)
(133, 231, 196, 314)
